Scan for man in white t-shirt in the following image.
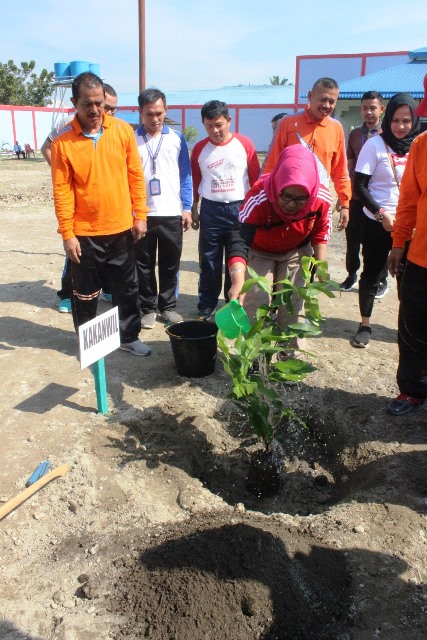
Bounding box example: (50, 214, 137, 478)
(191, 100, 260, 320)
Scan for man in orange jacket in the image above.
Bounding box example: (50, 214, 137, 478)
(263, 77, 351, 231)
(51, 72, 151, 356)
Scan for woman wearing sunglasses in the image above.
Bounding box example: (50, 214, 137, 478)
(226, 145, 332, 354)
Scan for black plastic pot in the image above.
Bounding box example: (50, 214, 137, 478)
(166, 320, 218, 377)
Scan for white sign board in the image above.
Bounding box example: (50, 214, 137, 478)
(78, 306, 120, 369)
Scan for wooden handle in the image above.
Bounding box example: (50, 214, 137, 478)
(0, 464, 69, 521)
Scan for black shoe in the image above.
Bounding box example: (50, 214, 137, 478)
(351, 324, 371, 348)
(340, 275, 357, 291)
(387, 393, 423, 416)
(375, 281, 389, 299)
(197, 307, 214, 321)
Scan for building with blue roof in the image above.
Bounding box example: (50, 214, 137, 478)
(331, 47, 427, 137)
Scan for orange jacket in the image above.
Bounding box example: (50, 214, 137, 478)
(392, 131, 427, 268)
(263, 107, 351, 207)
(51, 114, 148, 240)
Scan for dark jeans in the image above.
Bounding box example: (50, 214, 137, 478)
(70, 230, 141, 344)
(397, 260, 427, 399)
(198, 198, 242, 310)
(346, 199, 388, 282)
(358, 215, 392, 318)
(134, 216, 183, 314)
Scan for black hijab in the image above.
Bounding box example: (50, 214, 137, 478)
(380, 92, 421, 156)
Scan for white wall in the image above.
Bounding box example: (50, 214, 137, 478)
(0, 107, 62, 150)
(1, 104, 295, 152)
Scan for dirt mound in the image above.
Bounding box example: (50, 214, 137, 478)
(105, 512, 350, 640)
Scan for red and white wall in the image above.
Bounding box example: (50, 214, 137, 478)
(1, 104, 297, 153)
(294, 50, 408, 104)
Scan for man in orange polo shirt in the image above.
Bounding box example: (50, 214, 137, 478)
(263, 77, 351, 230)
(51, 72, 151, 356)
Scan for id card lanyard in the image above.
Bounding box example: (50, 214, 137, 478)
(143, 131, 164, 196)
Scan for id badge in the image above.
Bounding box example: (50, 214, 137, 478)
(149, 177, 161, 196)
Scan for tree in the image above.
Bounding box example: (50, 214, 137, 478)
(182, 125, 198, 151)
(0, 60, 54, 106)
(269, 75, 289, 86)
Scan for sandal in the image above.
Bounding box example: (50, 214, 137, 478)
(387, 393, 424, 416)
(351, 324, 371, 348)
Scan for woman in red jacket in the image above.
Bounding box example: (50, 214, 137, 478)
(226, 145, 332, 351)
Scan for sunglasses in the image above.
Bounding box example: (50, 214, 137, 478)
(104, 104, 117, 115)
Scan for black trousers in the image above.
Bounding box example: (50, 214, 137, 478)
(70, 230, 141, 344)
(198, 198, 242, 310)
(358, 215, 392, 318)
(57, 257, 72, 300)
(57, 256, 110, 300)
(346, 199, 388, 282)
(397, 260, 427, 399)
(134, 216, 183, 315)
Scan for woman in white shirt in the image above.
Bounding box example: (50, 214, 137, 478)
(351, 93, 420, 348)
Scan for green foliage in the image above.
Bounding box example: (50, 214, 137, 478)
(0, 60, 54, 106)
(269, 75, 289, 86)
(182, 125, 198, 149)
(217, 257, 338, 449)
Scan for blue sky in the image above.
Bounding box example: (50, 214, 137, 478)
(1, 0, 427, 94)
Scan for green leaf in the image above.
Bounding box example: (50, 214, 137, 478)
(273, 359, 316, 375)
(286, 323, 322, 336)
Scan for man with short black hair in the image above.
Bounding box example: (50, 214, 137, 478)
(42, 83, 119, 312)
(191, 100, 260, 320)
(13, 141, 25, 159)
(263, 77, 351, 231)
(341, 90, 387, 294)
(271, 112, 285, 133)
(134, 87, 192, 329)
(102, 83, 118, 116)
(51, 72, 151, 356)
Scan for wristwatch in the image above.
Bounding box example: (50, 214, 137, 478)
(374, 208, 386, 221)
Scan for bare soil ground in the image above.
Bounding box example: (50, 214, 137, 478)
(0, 156, 426, 640)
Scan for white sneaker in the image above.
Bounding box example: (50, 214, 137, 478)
(119, 339, 151, 356)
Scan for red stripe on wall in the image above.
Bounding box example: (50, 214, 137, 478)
(294, 57, 301, 110)
(32, 109, 38, 149)
(296, 50, 408, 61)
(11, 110, 16, 144)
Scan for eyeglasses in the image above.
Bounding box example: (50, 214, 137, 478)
(279, 191, 310, 206)
(104, 104, 117, 115)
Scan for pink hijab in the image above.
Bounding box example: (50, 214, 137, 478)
(263, 145, 320, 220)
